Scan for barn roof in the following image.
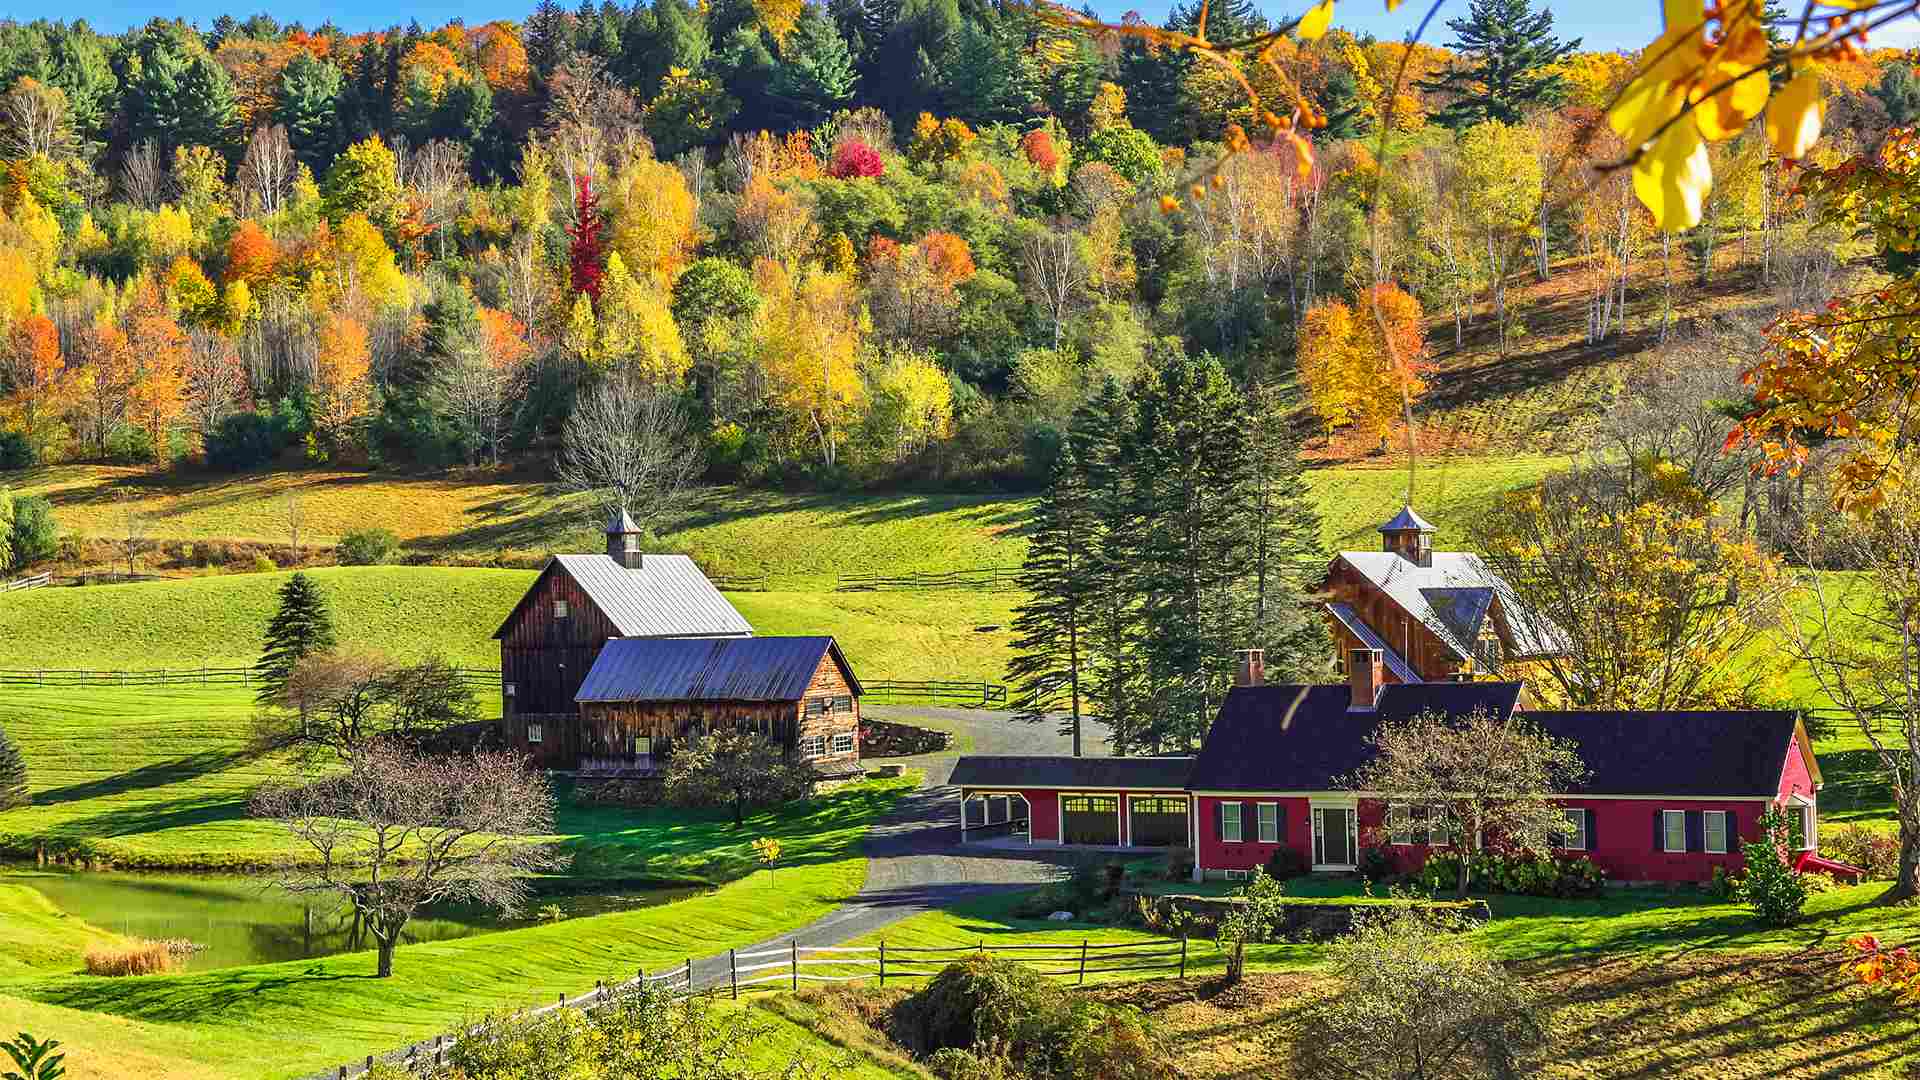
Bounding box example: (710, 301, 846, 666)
(1333, 551, 1563, 663)
(1522, 710, 1807, 798)
(1325, 602, 1420, 683)
(492, 554, 753, 640)
(1188, 681, 1525, 793)
(575, 636, 858, 703)
(949, 755, 1194, 791)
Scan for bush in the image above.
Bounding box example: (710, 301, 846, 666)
(252, 554, 276, 572)
(1739, 809, 1810, 926)
(1823, 823, 1900, 880)
(1265, 846, 1308, 880)
(9, 495, 57, 568)
(83, 941, 180, 976)
(0, 429, 36, 470)
(1357, 846, 1397, 883)
(338, 527, 400, 566)
(203, 411, 286, 472)
(1413, 848, 1605, 898)
(102, 423, 155, 465)
(0, 722, 26, 811)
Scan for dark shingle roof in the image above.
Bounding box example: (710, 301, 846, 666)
(1522, 710, 1801, 798)
(575, 636, 857, 703)
(948, 755, 1194, 791)
(1187, 681, 1525, 792)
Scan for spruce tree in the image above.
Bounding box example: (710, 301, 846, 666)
(1008, 440, 1099, 756)
(0, 722, 26, 811)
(1071, 377, 1146, 755)
(1417, 0, 1578, 128)
(256, 572, 338, 704)
(1241, 382, 1332, 682)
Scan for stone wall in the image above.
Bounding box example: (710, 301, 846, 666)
(1132, 892, 1491, 941)
(859, 718, 952, 758)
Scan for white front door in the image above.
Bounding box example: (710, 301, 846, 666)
(1313, 806, 1358, 869)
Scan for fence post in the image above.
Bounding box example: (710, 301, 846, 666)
(730, 948, 738, 999)
(1078, 940, 1087, 986)
(638, 966, 645, 988)
(686, 956, 693, 993)
(791, 940, 799, 991)
(1179, 935, 1188, 980)
(878, 940, 886, 988)
(559, 991, 565, 1007)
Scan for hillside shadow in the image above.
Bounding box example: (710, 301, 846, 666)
(32, 967, 365, 1024)
(31, 749, 264, 807)
(59, 793, 253, 839)
(413, 489, 587, 554)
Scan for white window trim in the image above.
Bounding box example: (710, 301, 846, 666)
(1310, 799, 1359, 870)
(1220, 800, 1244, 844)
(1788, 795, 1817, 851)
(552, 599, 569, 618)
(1704, 810, 1729, 855)
(800, 734, 826, 758)
(1561, 808, 1588, 852)
(1257, 801, 1279, 844)
(830, 731, 855, 754)
(1661, 809, 1686, 853)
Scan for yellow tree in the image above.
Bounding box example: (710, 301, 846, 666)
(753, 258, 864, 468)
(611, 157, 698, 286)
(735, 170, 818, 268)
(593, 253, 689, 382)
(69, 310, 134, 454)
(311, 310, 373, 455)
(864, 345, 952, 462)
(1456, 120, 1542, 353)
(1, 313, 65, 447)
(1296, 283, 1432, 450)
(124, 289, 190, 453)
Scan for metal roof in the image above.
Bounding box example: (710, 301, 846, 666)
(1325, 602, 1421, 683)
(1378, 505, 1436, 533)
(1334, 551, 1564, 663)
(544, 554, 753, 639)
(575, 636, 857, 703)
(949, 755, 1195, 791)
(607, 506, 641, 534)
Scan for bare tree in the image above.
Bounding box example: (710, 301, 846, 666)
(115, 494, 147, 578)
(556, 374, 700, 527)
(1019, 224, 1087, 348)
(251, 743, 561, 977)
(120, 140, 166, 210)
(183, 329, 248, 441)
(432, 330, 532, 466)
(404, 139, 471, 260)
(0, 77, 75, 161)
(1347, 706, 1587, 898)
(235, 125, 298, 217)
(285, 492, 303, 563)
(542, 56, 641, 188)
(256, 650, 480, 761)
(1777, 480, 1920, 901)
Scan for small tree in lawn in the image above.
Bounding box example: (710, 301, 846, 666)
(1214, 867, 1286, 984)
(1291, 907, 1549, 1080)
(1348, 706, 1587, 898)
(752, 836, 781, 882)
(251, 743, 560, 978)
(257, 650, 479, 761)
(663, 730, 815, 826)
(0, 721, 29, 811)
(255, 571, 337, 704)
(1739, 808, 1809, 927)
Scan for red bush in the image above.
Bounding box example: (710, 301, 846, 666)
(1021, 129, 1059, 172)
(827, 139, 884, 179)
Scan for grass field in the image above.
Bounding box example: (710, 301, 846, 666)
(8, 456, 1567, 579)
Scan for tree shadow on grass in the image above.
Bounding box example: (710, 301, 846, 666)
(30, 966, 370, 1025)
(31, 748, 265, 808)
(56, 792, 254, 840)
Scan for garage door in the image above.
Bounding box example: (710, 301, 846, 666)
(1129, 796, 1188, 848)
(1061, 795, 1120, 845)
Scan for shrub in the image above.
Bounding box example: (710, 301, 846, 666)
(103, 423, 155, 465)
(1823, 823, 1900, 880)
(83, 940, 180, 976)
(9, 495, 57, 568)
(1162, 846, 1192, 881)
(0, 429, 36, 470)
(1739, 809, 1810, 926)
(1357, 846, 1397, 883)
(252, 554, 276, 573)
(1265, 846, 1308, 879)
(337, 527, 400, 566)
(895, 954, 1063, 1058)
(204, 411, 286, 472)
(1413, 849, 1605, 898)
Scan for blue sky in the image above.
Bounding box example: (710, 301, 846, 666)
(21, 2, 1920, 51)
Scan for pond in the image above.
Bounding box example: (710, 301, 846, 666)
(6, 870, 706, 973)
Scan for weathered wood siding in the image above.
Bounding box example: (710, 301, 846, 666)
(499, 564, 622, 717)
(1321, 560, 1460, 682)
(797, 648, 861, 768)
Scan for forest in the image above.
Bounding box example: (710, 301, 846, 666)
(0, 0, 1912, 501)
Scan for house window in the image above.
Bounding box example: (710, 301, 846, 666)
(1220, 801, 1243, 843)
(552, 599, 569, 619)
(833, 695, 853, 711)
(527, 722, 543, 745)
(1662, 810, 1686, 853)
(1705, 810, 1729, 854)
(1389, 804, 1428, 846)
(800, 735, 826, 758)
(1793, 803, 1816, 851)
(1257, 802, 1279, 843)
(831, 731, 855, 754)
(1561, 809, 1588, 851)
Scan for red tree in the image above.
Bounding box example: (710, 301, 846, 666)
(1021, 129, 1059, 172)
(566, 174, 607, 302)
(827, 140, 884, 180)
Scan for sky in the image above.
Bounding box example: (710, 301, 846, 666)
(13, 1, 1920, 52)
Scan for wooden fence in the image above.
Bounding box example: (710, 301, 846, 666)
(0, 572, 49, 593)
(864, 680, 1008, 707)
(835, 566, 1023, 592)
(0, 667, 500, 690)
(305, 937, 1189, 1079)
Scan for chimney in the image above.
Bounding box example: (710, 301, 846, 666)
(1233, 648, 1265, 687)
(1348, 647, 1382, 710)
(606, 506, 644, 570)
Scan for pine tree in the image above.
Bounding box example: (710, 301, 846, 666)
(256, 572, 338, 704)
(768, 7, 859, 128)
(275, 52, 346, 174)
(0, 721, 26, 811)
(1008, 439, 1099, 756)
(1072, 377, 1146, 753)
(1241, 382, 1332, 682)
(1418, 0, 1578, 128)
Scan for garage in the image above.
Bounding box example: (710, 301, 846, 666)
(1128, 795, 1189, 848)
(1061, 794, 1120, 845)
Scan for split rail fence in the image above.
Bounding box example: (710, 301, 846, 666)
(835, 566, 1023, 592)
(0, 572, 49, 593)
(308, 936, 1190, 1079)
(0, 667, 500, 690)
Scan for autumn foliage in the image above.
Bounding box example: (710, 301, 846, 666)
(1296, 283, 1432, 446)
(566, 174, 607, 302)
(827, 140, 884, 179)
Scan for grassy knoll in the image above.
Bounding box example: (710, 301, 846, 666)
(0, 782, 908, 1080)
(11, 456, 1565, 576)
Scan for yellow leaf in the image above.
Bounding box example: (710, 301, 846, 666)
(1767, 69, 1824, 160)
(1609, 20, 1698, 148)
(1663, 0, 1705, 28)
(1692, 59, 1770, 141)
(1298, 0, 1334, 40)
(1633, 118, 1711, 232)
(1386, 0, 1402, 8)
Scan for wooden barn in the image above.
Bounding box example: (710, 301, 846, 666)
(494, 509, 753, 758)
(556, 635, 864, 776)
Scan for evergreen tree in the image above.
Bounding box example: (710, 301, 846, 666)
(1008, 439, 1099, 755)
(125, 33, 240, 157)
(525, 0, 578, 81)
(255, 572, 338, 704)
(274, 51, 345, 173)
(1071, 377, 1146, 753)
(1241, 382, 1332, 681)
(1417, 0, 1578, 128)
(0, 721, 26, 811)
(1876, 63, 1920, 128)
(768, 7, 859, 129)
(939, 17, 1029, 126)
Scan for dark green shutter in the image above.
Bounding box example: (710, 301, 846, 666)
(1585, 808, 1597, 851)
(1276, 805, 1288, 842)
(1653, 809, 1663, 850)
(1239, 802, 1252, 842)
(1686, 810, 1705, 852)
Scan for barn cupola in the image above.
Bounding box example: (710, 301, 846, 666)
(1378, 505, 1436, 567)
(606, 506, 644, 570)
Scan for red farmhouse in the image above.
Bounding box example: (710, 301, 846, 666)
(953, 650, 1836, 886)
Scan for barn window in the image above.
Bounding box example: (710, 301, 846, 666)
(1220, 801, 1243, 843)
(1704, 811, 1729, 854)
(806, 698, 829, 716)
(503, 682, 516, 698)
(800, 735, 826, 758)
(833, 695, 853, 711)
(527, 722, 543, 744)
(552, 599, 569, 619)
(831, 731, 855, 754)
